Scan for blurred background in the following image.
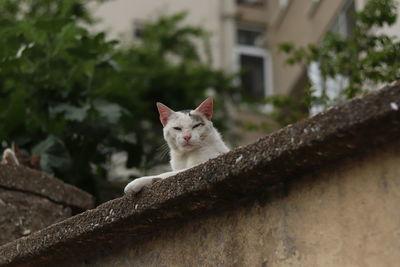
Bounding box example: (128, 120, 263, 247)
(1, 0, 399, 203)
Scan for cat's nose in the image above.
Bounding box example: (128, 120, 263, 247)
(183, 134, 192, 141)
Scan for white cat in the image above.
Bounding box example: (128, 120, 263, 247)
(1, 148, 19, 165)
(124, 98, 229, 194)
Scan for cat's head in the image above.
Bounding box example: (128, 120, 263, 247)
(156, 98, 214, 153)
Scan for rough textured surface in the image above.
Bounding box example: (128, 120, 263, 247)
(0, 188, 72, 246)
(0, 165, 95, 211)
(0, 164, 94, 246)
(0, 83, 400, 266)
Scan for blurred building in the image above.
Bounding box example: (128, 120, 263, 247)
(92, 0, 236, 73)
(93, 0, 400, 135)
(93, 0, 272, 100)
(94, 0, 400, 102)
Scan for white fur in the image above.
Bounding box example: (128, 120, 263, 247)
(1, 148, 20, 165)
(124, 106, 229, 194)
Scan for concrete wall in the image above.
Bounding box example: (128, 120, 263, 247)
(0, 188, 72, 246)
(0, 165, 94, 246)
(62, 142, 400, 267)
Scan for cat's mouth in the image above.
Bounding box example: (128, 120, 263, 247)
(181, 141, 196, 149)
(183, 143, 194, 147)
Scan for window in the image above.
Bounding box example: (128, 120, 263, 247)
(132, 22, 144, 40)
(308, 62, 349, 115)
(235, 27, 273, 99)
(308, 0, 355, 115)
(237, 28, 264, 46)
(240, 55, 266, 98)
(330, 0, 356, 37)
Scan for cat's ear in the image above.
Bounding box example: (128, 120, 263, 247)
(195, 98, 213, 120)
(156, 102, 175, 126)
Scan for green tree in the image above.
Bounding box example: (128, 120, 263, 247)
(0, 0, 236, 203)
(271, 0, 400, 125)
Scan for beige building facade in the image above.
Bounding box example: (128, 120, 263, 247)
(236, 0, 360, 96)
(261, 0, 400, 95)
(92, 0, 236, 71)
(92, 0, 273, 98)
(265, 0, 348, 95)
(93, 0, 400, 100)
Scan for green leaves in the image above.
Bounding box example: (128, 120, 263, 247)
(32, 135, 72, 174)
(359, 0, 397, 27)
(0, 2, 236, 203)
(275, 0, 400, 126)
(92, 99, 127, 124)
(138, 12, 208, 63)
(50, 103, 90, 122)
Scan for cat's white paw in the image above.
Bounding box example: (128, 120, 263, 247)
(124, 176, 161, 195)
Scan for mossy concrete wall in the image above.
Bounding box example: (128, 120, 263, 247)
(63, 142, 400, 267)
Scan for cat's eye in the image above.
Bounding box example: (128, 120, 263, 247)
(173, 127, 182, 131)
(192, 123, 203, 129)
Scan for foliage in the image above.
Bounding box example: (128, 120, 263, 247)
(264, 93, 310, 126)
(0, 0, 237, 203)
(272, 0, 400, 125)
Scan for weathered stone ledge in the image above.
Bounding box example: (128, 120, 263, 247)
(1, 83, 400, 266)
(0, 165, 94, 211)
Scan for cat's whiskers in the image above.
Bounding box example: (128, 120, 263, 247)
(156, 143, 170, 160)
